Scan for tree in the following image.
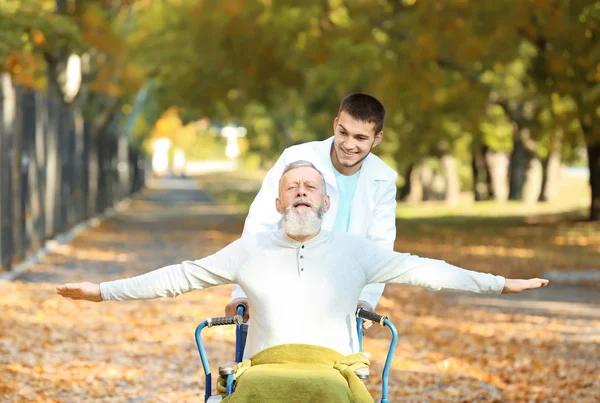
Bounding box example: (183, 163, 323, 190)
(521, 0, 600, 219)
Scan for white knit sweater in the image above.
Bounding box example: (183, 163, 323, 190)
(100, 230, 505, 358)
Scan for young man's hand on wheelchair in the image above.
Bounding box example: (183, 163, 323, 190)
(225, 298, 375, 330)
(225, 298, 251, 322)
(355, 300, 374, 330)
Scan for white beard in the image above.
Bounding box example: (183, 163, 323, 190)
(282, 200, 324, 237)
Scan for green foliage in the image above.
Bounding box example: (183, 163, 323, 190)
(185, 130, 227, 161)
(0, 1, 87, 63)
(480, 105, 514, 152)
(124, 0, 599, 195)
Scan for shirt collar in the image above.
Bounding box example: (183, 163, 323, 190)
(272, 228, 329, 248)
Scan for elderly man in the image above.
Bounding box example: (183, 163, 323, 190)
(57, 161, 548, 402)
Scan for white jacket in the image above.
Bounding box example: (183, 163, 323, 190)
(233, 136, 398, 308)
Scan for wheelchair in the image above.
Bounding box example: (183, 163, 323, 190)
(194, 306, 398, 403)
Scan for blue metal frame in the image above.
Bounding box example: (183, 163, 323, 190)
(194, 321, 212, 403)
(380, 317, 399, 403)
(195, 310, 398, 402)
(226, 373, 234, 395)
(235, 306, 246, 362)
(356, 317, 364, 352)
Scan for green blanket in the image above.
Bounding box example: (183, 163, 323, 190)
(219, 344, 373, 403)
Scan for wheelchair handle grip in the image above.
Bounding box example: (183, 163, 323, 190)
(207, 314, 243, 327)
(356, 308, 387, 326)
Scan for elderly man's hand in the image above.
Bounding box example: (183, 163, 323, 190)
(357, 300, 374, 330)
(502, 278, 549, 294)
(56, 282, 103, 302)
(225, 298, 250, 323)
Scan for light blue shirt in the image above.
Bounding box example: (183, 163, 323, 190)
(332, 168, 361, 232)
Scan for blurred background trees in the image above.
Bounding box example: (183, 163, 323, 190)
(1, 0, 598, 227)
(0, 0, 147, 269)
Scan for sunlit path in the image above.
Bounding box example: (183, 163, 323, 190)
(1, 177, 598, 402)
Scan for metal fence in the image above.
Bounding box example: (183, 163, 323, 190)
(0, 72, 149, 271)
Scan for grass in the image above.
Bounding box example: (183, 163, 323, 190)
(396, 174, 590, 219)
(195, 170, 266, 210)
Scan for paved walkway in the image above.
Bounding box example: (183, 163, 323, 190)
(0, 178, 248, 402)
(1, 177, 599, 402)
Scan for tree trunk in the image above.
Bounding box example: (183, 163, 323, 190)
(440, 153, 460, 206)
(420, 160, 434, 201)
(399, 164, 414, 201)
(539, 150, 562, 202)
(508, 137, 525, 200)
(404, 163, 424, 202)
(485, 149, 509, 202)
(588, 142, 600, 221)
(485, 148, 495, 200)
(509, 136, 530, 200)
(522, 156, 543, 204)
(539, 133, 563, 202)
(472, 143, 489, 201)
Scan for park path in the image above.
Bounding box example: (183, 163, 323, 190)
(0, 178, 248, 403)
(0, 177, 598, 402)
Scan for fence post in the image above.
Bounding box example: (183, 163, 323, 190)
(21, 90, 34, 254)
(60, 104, 75, 228)
(11, 83, 23, 262)
(96, 131, 105, 213)
(21, 89, 44, 253)
(118, 134, 130, 201)
(73, 105, 85, 222)
(35, 91, 48, 248)
(45, 89, 62, 238)
(0, 73, 15, 270)
(84, 120, 97, 218)
(1, 75, 148, 271)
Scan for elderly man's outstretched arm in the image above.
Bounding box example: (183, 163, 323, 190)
(358, 242, 548, 295)
(57, 239, 246, 302)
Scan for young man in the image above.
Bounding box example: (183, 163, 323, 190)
(226, 93, 397, 320)
(57, 161, 548, 402)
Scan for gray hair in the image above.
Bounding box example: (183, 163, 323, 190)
(279, 160, 327, 195)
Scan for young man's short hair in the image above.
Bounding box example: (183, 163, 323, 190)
(338, 93, 386, 135)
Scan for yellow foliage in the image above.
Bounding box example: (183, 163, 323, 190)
(152, 108, 183, 138)
(173, 123, 198, 150)
(89, 59, 143, 97)
(79, 6, 121, 53)
(149, 109, 202, 152)
(152, 109, 205, 151)
(237, 136, 250, 155)
(4, 52, 38, 88)
(31, 29, 46, 46)
(121, 62, 145, 92)
(329, 5, 351, 28)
